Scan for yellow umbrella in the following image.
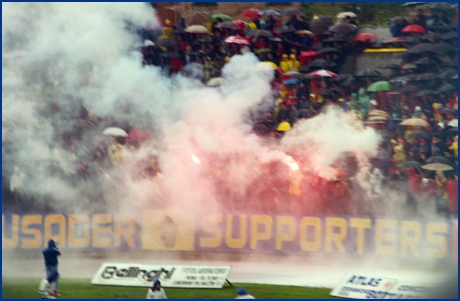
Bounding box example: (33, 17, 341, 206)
(422, 163, 454, 171)
(277, 121, 291, 132)
(261, 61, 278, 70)
(400, 118, 429, 127)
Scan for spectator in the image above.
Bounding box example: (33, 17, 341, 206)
(146, 279, 167, 299)
(426, 8, 439, 26)
(413, 8, 427, 28)
(42, 239, 61, 296)
(235, 287, 255, 299)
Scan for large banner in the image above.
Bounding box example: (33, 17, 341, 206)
(90, 263, 232, 288)
(2, 211, 457, 263)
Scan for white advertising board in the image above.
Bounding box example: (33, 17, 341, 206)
(385, 281, 434, 299)
(330, 273, 398, 299)
(90, 263, 232, 288)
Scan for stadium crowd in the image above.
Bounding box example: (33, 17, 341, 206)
(2, 4, 458, 218)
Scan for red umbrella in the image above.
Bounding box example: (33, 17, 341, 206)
(241, 8, 260, 20)
(401, 24, 427, 34)
(354, 33, 377, 42)
(309, 69, 337, 77)
(225, 36, 250, 45)
(128, 130, 151, 146)
(232, 20, 247, 29)
(299, 51, 317, 65)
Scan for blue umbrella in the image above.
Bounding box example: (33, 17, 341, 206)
(259, 10, 280, 17)
(283, 78, 300, 85)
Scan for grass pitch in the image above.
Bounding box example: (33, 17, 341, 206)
(2, 278, 334, 299)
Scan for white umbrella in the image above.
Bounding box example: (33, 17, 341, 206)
(448, 119, 458, 127)
(103, 127, 128, 137)
(144, 40, 155, 46)
(185, 25, 210, 34)
(337, 12, 357, 19)
(309, 69, 337, 77)
(207, 77, 227, 87)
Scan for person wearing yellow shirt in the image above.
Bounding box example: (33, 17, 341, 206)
(289, 54, 301, 71)
(108, 138, 124, 165)
(279, 54, 291, 72)
(163, 19, 173, 38)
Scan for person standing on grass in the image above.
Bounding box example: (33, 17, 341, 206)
(146, 279, 167, 299)
(38, 271, 59, 299)
(42, 239, 61, 296)
(235, 287, 255, 299)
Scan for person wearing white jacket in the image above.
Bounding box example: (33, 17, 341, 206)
(146, 279, 167, 299)
(235, 287, 255, 299)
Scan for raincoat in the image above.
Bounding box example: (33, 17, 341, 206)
(357, 88, 370, 117)
(108, 143, 124, 165)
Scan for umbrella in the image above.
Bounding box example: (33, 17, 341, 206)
(318, 89, 335, 97)
(436, 84, 457, 94)
(322, 36, 347, 44)
(128, 130, 150, 144)
(186, 12, 210, 25)
(225, 36, 250, 45)
(166, 5, 186, 14)
(368, 115, 389, 122)
(241, 8, 260, 20)
(354, 69, 384, 78)
(329, 23, 358, 34)
(407, 43, 433, 53)
(368, 110, 390, 119)
(283, 78, 300, 85)
(426, 155, 453, 165)
(428, 2, 453, 12)
(284, 71, 302, 78)
(259, 10, 280, 17)
(448, 119, 458, 127)
(422, 163, 454, 171)
(401, 63, 418, 70)
(337, 12, 357, 19)
(427, 43, 457, 53)
(441, 31, 458, 40)
(309, 69, 337, 77)
(377, 63, 400, 69)
(295, 30, 314, 37)
(185, 25, 209, 34)
(198, 37, 213, 43)
(103, 127, 128, 137)
(415, 73, 439, 81)
(416, 90, 437, 97)
(367, 81, 393, 92)
(399, 85, 420, 93)
(275, 25, 296, 34)
(309, 16, 334, 34)
(354, 33, 377, 42)
(207, 77, 227, 87)
(299, 51, 317, 60)
(429, 24, 455, 32)
(277, 121, 291, 132)
(155, 38, 178, 48)
(281, 9, 301, 16)
(308, 59, 336, 69)
(404, 36, 423, 44)
(210, 14, 232, 23)
(398, 161, 422, 169)
(439, 108, 458, 115)
(215, 22, 240, 30)
(414, 57, 438, 66)
(421, 32, 442, 40)
(402, 2, 428, 7)
(439, 70, 458, 80)
(253, 30, 273, 38)
(317, 47, 341, 55)
(260, 61, 278, 70)
(338, 76, 359, 87)
(440, 61, 458, 68)
(390, 16, 410, 25)
(389, 74, 419, 85)
(400, 118, 429, 127)
(232, 20, 247, 28)
(401, 24, 427, 34)
(405, 131, 431, 139)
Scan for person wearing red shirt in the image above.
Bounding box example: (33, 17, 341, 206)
(442, 175, 458, 217)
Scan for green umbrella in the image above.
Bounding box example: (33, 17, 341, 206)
(210, 14, 232, 23)
(367, 81, 393, 92)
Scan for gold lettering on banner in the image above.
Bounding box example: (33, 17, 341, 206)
(275, 216, 296, 250)
(350, 218, 371, 255)
(200, 213, 222, 248)
(44, 214, 66, 248)
(400, 221, 421, 257)
(325, 218, 347, 253)
(250, 215, 273, 249)
(2, 214, 19, 248)
(21, 215, 42, 248)
(375, 219, 397, 256)
(225, 214, 247, 249)
(299, 217, 321, 252)
(92, 214, 113, 248)
(114, 214, 136, 247)
(68, 214, 90, 248)
(425, 222, 448, 259)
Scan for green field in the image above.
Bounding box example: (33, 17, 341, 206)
(2, 278, 335, 299)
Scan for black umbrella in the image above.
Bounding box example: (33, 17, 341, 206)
(338, 76, 359, 87)
(402, 2, 428, 7)
(389, 74, 419, 85)
(281, 9, 301, 16)
(439, 61, 458, 68)
(377, 63, 400, 69)
(318, 89, 335, 97)
(439, 108, 458, 115)
(174, 28, 186, 34)
(416, 73, 439, 81)
(428, 2, 453, 12)
(390, 16, 410, 25)
(253, 30, 273, 38)
(308, 59, 336, 69)
(405, 36, 423, 44)
(298, 65, 312, 73)
(399, 85, 420, 93)
(270, 37, 283, 42)
(198, 37, 213, 43)
(427, 43, 457, 53)
(317, 47, 342, 55)
(436, 84, 457, 94)
(275, 25, 296, 34)
(309, 16, 334, 34)
(429, 24, 455, 32)
(334, 74, 355, 83)
(441, 31, 458, 40)
(329, 23, 358, 35)
(397, 161, 422, 169)
(155, 38, 178, 47)
(421, 32, 442, 40)
(416, 90, 437, 97)
(407, 43, 433, 54)
(414, 58, 438, 66)
(439, 69, 458, 79)
(354, 69, 384, 78)
(322, 36, 347, 44)
(426, 155, 453, 165)
(215, 22, 240, 30)
(406, 131, 431, 139)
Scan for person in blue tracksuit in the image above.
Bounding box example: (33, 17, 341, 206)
(42, 239, 61, 295)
